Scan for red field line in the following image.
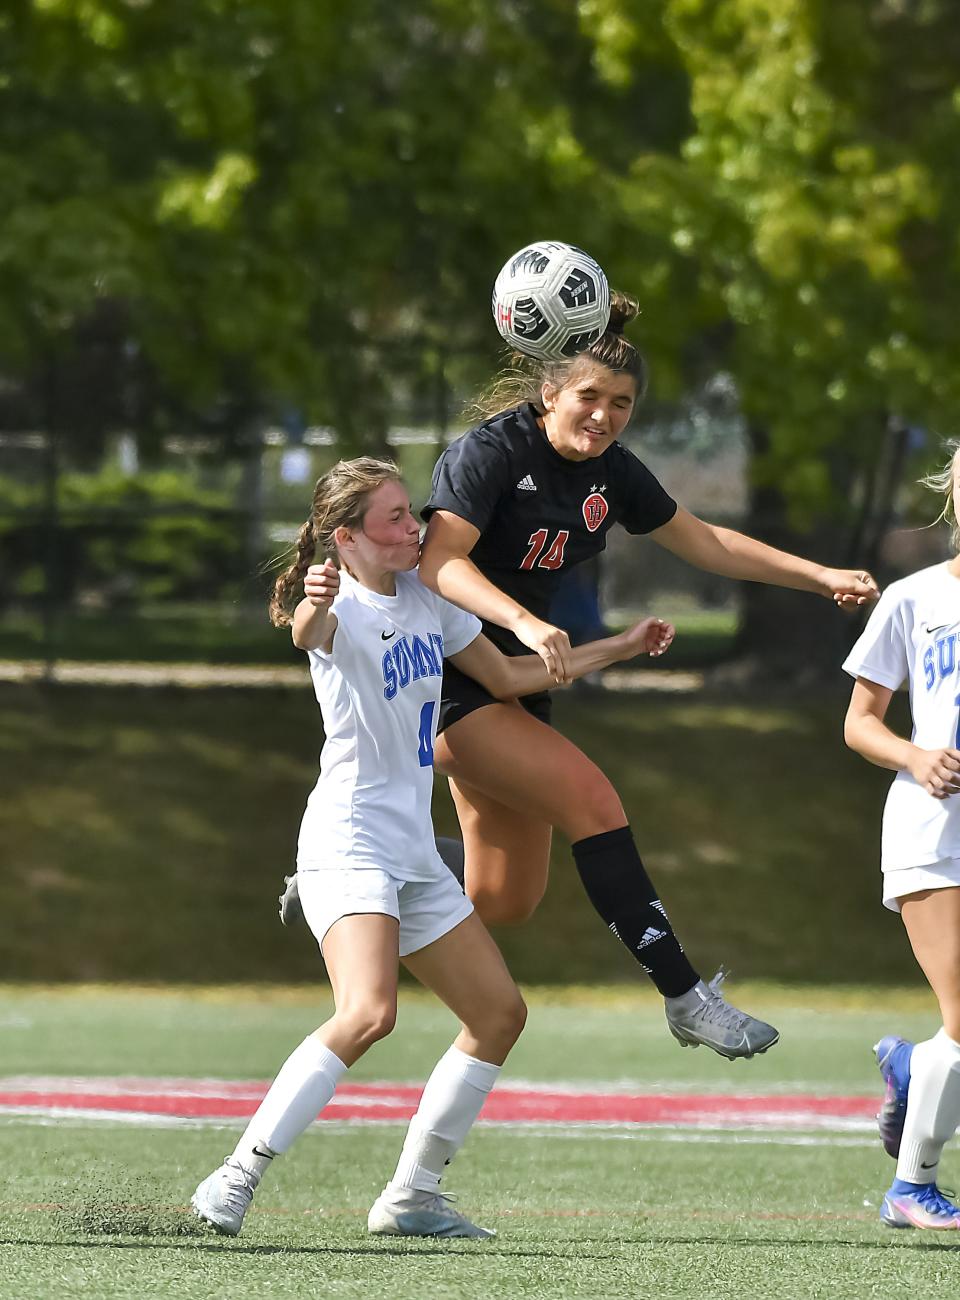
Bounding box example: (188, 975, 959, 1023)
(0, 1078, 880, 1129)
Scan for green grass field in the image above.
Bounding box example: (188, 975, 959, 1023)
(2, 984, 958, 1299)
(0, 681, 918, 986)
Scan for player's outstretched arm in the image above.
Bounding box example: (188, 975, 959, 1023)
(292, 560, 339, 653)
(844, 677, 960, 799)
(651, 507, 880, 609)
(449, 618, 675, 701)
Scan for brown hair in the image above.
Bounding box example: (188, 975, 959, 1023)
(920, 440, 960, 553)
(268, 456, 402, 627)
(470, 290, 647, 421)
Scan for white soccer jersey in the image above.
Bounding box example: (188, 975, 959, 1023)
(843, 561, 960, 871)
(297, 568, 481, 880)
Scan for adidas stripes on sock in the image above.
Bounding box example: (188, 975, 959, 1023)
(896, 1028, 960, 1185)
(572, 827, 699, 999)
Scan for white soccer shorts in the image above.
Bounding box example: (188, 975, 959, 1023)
(882, 857, 960, 912)
(297, 863, 474, 957)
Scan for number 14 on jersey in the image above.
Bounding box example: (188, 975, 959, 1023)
(521, 529, 569, 571)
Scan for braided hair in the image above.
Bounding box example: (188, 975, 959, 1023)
(268, 457, 401, 627)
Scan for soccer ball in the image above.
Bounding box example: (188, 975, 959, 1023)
(491, 241, 611, 362)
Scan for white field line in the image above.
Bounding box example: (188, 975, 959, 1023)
(0, 1110, 879, 1148)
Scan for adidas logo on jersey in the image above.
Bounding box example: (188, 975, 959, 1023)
(516, 475, 537, 492)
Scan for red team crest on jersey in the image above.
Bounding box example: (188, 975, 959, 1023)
(582, 491, 608, 533)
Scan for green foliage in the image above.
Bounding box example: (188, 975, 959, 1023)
(0, 468, 244, 607)
(2, 0, 959, 524)
(594, 0, 960, 522)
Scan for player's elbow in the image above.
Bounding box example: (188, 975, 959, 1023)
(416, 542, 443, 593)
(291, 626, 320, 652)
(843, 710, 864, 752)
(484, 667, 519, 700)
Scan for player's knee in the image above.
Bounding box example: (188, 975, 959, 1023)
(562, 774, 625, 840)
(500, 989, 528, 1046)
(471, 882, 544, 926)
(341, 1001, 397, 1050)
(469, 989, 527, 1056)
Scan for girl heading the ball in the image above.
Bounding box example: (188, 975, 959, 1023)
(417, 280, 879, 1059)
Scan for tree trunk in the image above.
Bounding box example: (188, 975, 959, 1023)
(727, 421, 889, 685)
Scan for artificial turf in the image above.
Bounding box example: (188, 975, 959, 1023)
(1, 984, 957, 1300)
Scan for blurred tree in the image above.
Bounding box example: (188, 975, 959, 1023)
(0, 0, 687, 461)
(3, 0, 959, 672)
(584, 0, 960, 671)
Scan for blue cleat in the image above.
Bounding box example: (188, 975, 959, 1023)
(874, 1035, 913, 1158)
(880, 1179, 960, 1230)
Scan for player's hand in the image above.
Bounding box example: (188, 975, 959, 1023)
(303, 559, 339, 609)
(909, 747, 960, 799)
(513, 613, 573, 684)
(617, 617, 675, 660)
(819, 567, 880, 610)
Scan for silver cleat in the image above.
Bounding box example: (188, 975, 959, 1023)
(191, 1159, 258, 1236)
(665, 969, 780, 1060)
(367, 1188, 495, 1239)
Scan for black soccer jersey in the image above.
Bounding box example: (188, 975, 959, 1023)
(423, 402, 678, 656)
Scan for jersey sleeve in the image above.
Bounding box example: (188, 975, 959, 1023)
(435, 595, 482, 657)
(841, 585, 908, 690)
(422, 430, 515, 534)
(615, 448, 679, 535)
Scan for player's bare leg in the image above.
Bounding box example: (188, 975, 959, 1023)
(445, 773, 553, 925)
(368, 914, 526, 1239)
(878, 887, 960, 1229)
(435, 701, 778, 1060)
(193, 914, 398, 1236)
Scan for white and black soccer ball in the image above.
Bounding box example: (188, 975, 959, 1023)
(491, 241, 611, 362)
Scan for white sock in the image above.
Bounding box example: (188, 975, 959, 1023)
(231, 1035, 347, 1177)
(896, 1028, 960, 1184)
(388, 1046, 501, 1195)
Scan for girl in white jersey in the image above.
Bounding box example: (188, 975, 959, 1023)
(844, 442, 960, 1232)
(191, 457, 674, 1241)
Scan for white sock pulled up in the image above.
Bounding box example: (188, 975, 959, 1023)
(231, 1034, 347, 1178)
(896, 1027, 960, 1185)
(388, 1045, 501, 1195)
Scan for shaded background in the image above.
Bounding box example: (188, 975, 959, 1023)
(2, 0, 959, 983)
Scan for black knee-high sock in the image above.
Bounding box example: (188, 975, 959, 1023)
(572, 827, 698, 998)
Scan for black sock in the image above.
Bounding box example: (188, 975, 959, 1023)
(572, 827, 698, 998)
